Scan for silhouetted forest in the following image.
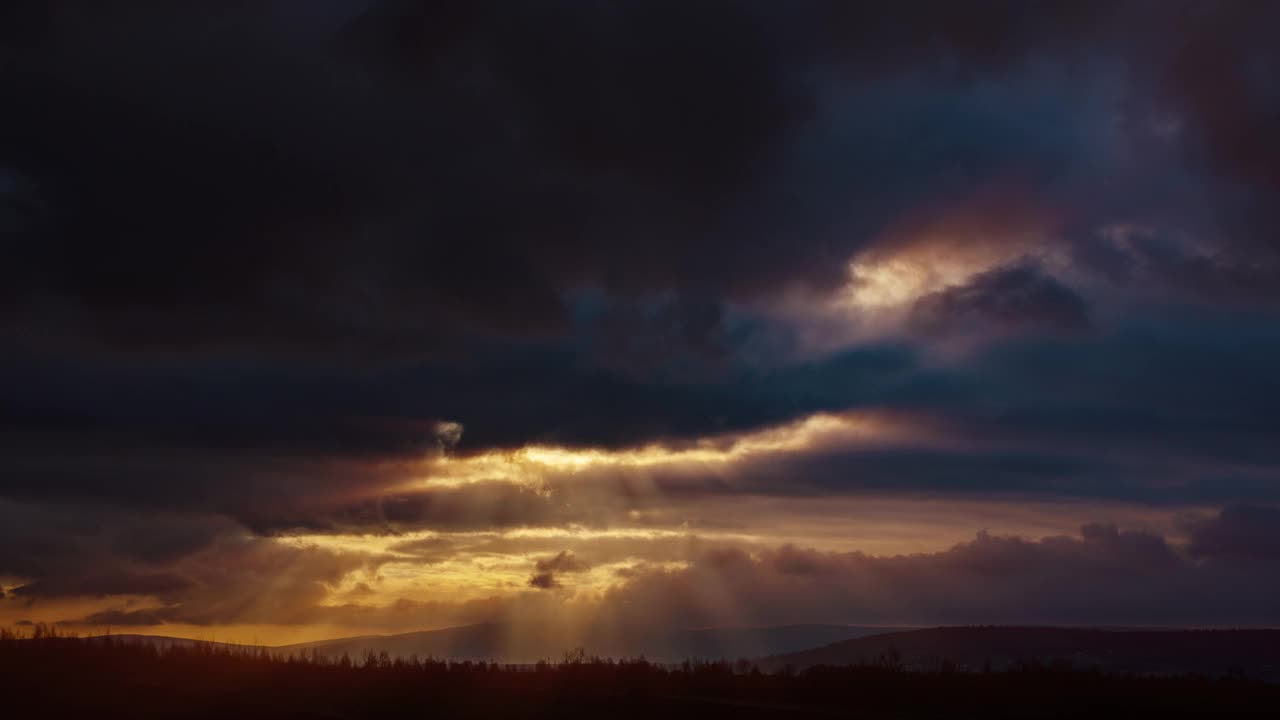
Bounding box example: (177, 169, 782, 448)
(3, 626, 1279, 718)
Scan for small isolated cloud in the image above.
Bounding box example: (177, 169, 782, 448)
(527, 572, 559, 590)
(434, 421, 464, 450)
(528, 551, 590, 590)
(535, 551, 590, 574)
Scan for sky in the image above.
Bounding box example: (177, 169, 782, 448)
(2, 1, 1280, 645)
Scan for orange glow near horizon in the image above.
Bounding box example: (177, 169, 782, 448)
(0, 413, 1203, 648)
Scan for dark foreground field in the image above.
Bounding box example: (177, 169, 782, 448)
(3, 632, 1279, 719)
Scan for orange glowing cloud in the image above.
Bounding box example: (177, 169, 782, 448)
(404, 411, 926, 492)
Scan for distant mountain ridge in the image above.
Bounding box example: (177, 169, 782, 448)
(84, 634, 259, 650)
(762, 626, 1280, 680)
(77, 625, 1280, 678)
(84, 623, 902, 663)
(278, 622, 901, 663)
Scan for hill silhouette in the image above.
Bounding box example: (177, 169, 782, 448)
(763, 626, 1280, 679)
(89, 623, 900, 663)
(282, 622, 900, 663)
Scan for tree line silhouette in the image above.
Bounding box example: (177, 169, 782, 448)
(3, 625, 1278, 718)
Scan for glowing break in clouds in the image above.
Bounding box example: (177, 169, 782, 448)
(753, 204, 1073, 360)
(410, 411, 924, 490)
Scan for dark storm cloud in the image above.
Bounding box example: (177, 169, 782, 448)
(946, 323, 1280, 470)
(0, 0, 1216, 359)
(4, 0, 1135, 512)
(0, 501, 236, 598)
(0, 0, 801, 355)
(909, 263, 1090, 337)
(1, 1, 1275, 343)
(0, 341, 919, 524)
(1071, 227, 1280, 308)
(0, 500, 383, 626)
(1185, 506, 1280, 562)
(10, 571, 192, 600)
(686, 447, 1095, 499)
(1151, 3, 1280, 240)
(0, 0, 1278, 599)
(5, 307, 1280, 533)
(1048, 2, 1280, 311)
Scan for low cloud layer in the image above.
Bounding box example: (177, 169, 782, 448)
(6, 506, 1278, 639)
(607, 508, 1280, 628)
